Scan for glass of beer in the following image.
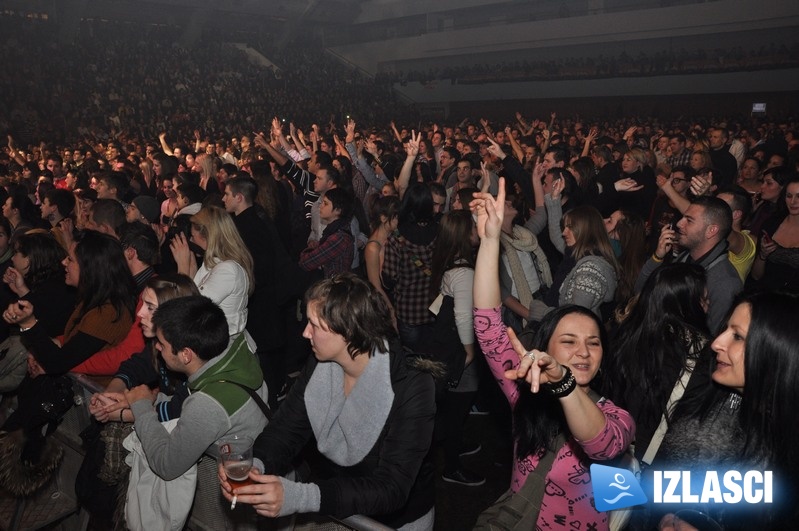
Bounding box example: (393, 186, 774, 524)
(218, 435, 254, 489)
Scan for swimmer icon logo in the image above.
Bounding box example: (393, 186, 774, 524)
(590, 463, 648, 512)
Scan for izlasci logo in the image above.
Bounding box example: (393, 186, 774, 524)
(590, 464, 648, 512)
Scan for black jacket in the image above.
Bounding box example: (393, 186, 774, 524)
(233, 205, 308, 351)
(254, 342, 436, 528)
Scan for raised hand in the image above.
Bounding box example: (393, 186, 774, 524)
(470, 177, 505, 241)
(655, 223, 677, 260)
(503, 328, 568, 393)
(405, 130, 420, 158)
(480, 161, 491, 193)
(551, 175, 565, 199)
(690, 172, 713, 196)
(345, 119, 356, 143)
(3, 266, 29, 297)
(253, 131, 269, 150)
(271, 117, 282, 137)
(486, 137, 505, 160)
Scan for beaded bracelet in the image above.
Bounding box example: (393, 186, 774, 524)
(542, 367, 577, 398)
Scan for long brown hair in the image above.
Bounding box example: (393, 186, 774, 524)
(429, 210, 475, 300)
(563, 206, 620, 278)
(614, 211, 648, 306)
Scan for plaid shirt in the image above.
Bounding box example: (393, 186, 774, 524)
(667, 149, 691, 168)
(299, 230, 354, 279)
(382, 233, 436, 326)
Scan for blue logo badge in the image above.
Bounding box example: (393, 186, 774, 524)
(590, 463, 648, 512)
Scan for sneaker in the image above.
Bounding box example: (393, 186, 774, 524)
(442, 468, 486, 487)
(459, 442, 482, 457)
(469, 404, 490, 416)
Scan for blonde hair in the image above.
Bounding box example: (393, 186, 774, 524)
(627, 147, 649, 170)
(195, 153, 215, 179)
(190, 206, 255, 295)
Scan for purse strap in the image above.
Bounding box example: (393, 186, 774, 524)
(641, 359, 695, 466)
(520, 432, 567, 493)
(214, 379, 273, 421)
(397, 235, 432, 277)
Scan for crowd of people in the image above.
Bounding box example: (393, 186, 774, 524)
(378, 42, 799, 85)
(0, 100, 796, 529)
(1, 13, 799, 531)
(0, 18, 412, 146)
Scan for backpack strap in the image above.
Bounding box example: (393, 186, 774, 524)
(213, 379, 272, 421)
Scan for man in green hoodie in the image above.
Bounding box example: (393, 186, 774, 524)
(126, 296, 268, 481)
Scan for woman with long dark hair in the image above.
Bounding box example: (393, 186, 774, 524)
(653, 291, 799, 528)
(364, 195, 400, 320)
(471, 180, 634, 529)
(382, 182, 438, 350)
(604, 210, 648, 308)
(530, 178, 620, 322)
(4, 230, 136, 374)
(428, 210, 482, 486)
(0, 231, 136, 483)
(745, 166, 790, 237)
(750, 172, 799, 293)
(600, 263, 709, 461)
(3, 230, 75, 337)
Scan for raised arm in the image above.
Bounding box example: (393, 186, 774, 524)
(390, 121, 403, 144)
(505, 126, 525, 163)
(6, 136, 26, 167)
(158, 132, 174, 156)
(515, 112, 530, 134)
(545, 177, 567, 254)
(479, 118, 494, 142)
(193, 130, 202, 154)
(333, 134, 351, 162)
(253, 131, 289, 167)
(580, 128, 598, 158)
(656, 173, 691, 214)
(472, 179, 506, 309)
(273, 117, 303, 162)
(396, 131, 420, 200)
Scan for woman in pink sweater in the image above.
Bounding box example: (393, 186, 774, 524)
(471, 179, 635, 530)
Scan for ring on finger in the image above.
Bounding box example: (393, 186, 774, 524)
(524, 350, 536, 362)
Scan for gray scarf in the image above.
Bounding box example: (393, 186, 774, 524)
(305, 347, 394, 466)
(500, 226, 553, 326)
